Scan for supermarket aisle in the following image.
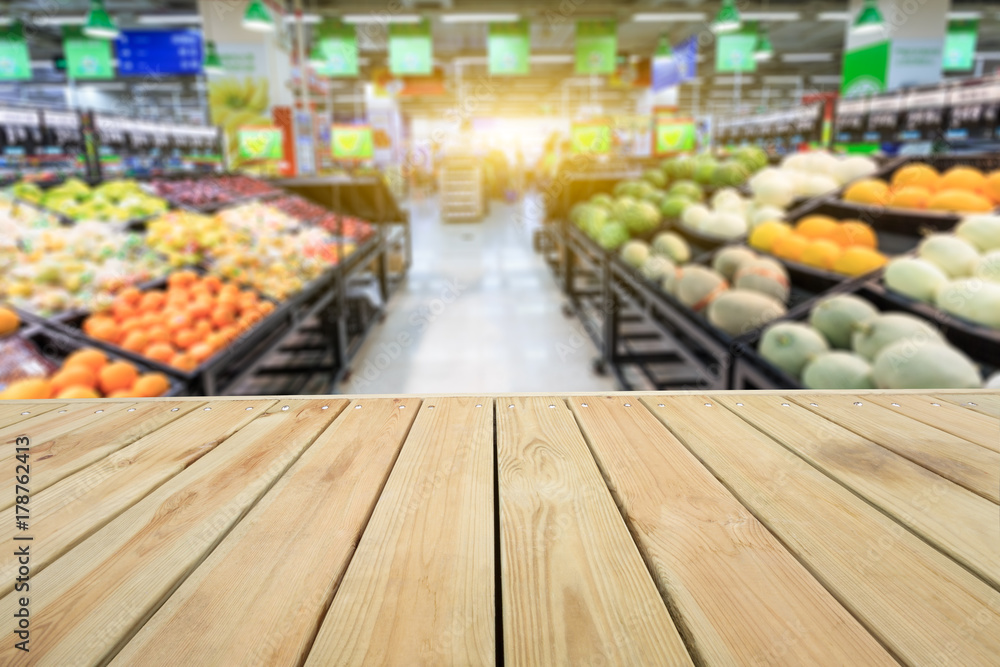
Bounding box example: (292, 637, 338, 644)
(340, 194, 619, 394)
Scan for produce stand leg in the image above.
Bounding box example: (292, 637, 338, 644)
(601, 254, 617, 372)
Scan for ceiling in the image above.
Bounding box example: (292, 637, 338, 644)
(2, 1, 1000, 122)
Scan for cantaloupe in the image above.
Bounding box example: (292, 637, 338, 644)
(712, 246, 757, 281)
(640, 255, 676, 282)
(884, 257, 949, 302)
(851, 312, 944, 361)
(652, 231, 691, 264)
(935, 279, 1000, 329)
(667, 266, 728, 311)
(802, 352, 875, 390)
(620, 240, 650, 269)
(734, 258, 790, 303)
(954, 215, 1000, 253)
(707, 289, 787, 337)
(974, 250, 1000, 283)
(759, 322, 829, 378)
(809, 294, 879, 349)
(917, 234, 980, 278)
(872, 340, 981, 389)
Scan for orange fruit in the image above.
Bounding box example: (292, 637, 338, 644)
(258, 301, 275, 316)
(55, 385, 100, 400)
(143, 342, 175, 364)
(193, 319, 213, 336)
(106, 389, 137, 398)
(832, 247, 888, 277)
(138, 291, 165, 312)
(831, 221, 877, 249)
(206, 333, 227, 352)
(800, 240, 843, 270)
(83, 315, 113, 336)
(0, 377, 53, 400)
(211, 306, 236, 328)
(938, 166, 986, 194)
(843, 179, 891, 206)
(984, 170, 1000, 204)
(119, 318, 145, 336)
(926, 189, 994, 213)
(147, 326, 171, 344)
(89, 318, 121, 343)
(890, 163, 940, 192)
(170, 352, 198, 372)
(98, 361, 139, 395)
(771, 233, 809, 262)
(189, 342, 214, 363)
(49, 366, 97, 394)
(188, 298, 212, 319)
(795, 215, 840, 241)
(165, 312, 192, 332)
(888, 185, 931, 210)
(217, 325, 238, 343)
(64, 348, 108, 373)
(112, 300, 137, 322)
(168, 270, 199, 289)
(173, 328, 198, 350)
(117, 287, 142, 306)
(132, 373, 171, 398)
(121, 331, 150, 353)
(0, 307, 20, 337)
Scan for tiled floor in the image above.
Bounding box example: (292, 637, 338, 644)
(339, 194, 619, 394)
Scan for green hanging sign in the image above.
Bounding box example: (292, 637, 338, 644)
(571, 122, 612, 154)
(237, 126, 284, 160)
(943, 20, 978, 71)
(655, 119, 697, 154)
(316, 19, 358, 77)
(389, 21, 432, 76)
(488, 21, 530, 76)
(331, 125, 374, 160)
(0, 23, 31, 80)
(63, 26, 114, 79)
(841, 40, 890, 97)
(575, 21, 617, 75)
(715, 26, 758, 73)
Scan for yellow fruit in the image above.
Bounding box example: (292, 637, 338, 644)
(891, 164, 940, 192)
(749, 221, 793, 253)
(938, 166, 986, 194)
(831, 221, 877, 249)
(771, 233, 809, 262)
(55, 386, 101, 400)
(888, 186, 931, 210)
(795, 215, 840, 241)
(0, 307, 19, 337)
(64, 348, 108, 373)
(98, 362, 139, 395)
(800, 240, 843, 270)
(132, 373, 171, 398)
(843, 179, 891, 206)
(832, 247, 888, 276)
(926, 189, 994, 213)
(0, 378, 53, 400)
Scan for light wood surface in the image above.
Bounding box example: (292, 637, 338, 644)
(497, 396, 692, 666)
(0, 390, 995, 665)
(306, 397, 496, 667)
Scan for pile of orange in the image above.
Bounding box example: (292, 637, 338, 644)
(0, 307, 19, 337)
(749, 216, 887, 276)
(0, 347, 170, 400)
(843, 164, 1000, 213)
(80, 270, 275, 372)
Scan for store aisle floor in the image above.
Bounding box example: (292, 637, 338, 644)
(339, 194, 619, 394)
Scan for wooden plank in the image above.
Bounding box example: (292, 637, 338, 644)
(570, 396, 895, 666)
(113, 398, 419, 666)
(0, 400, 202, 511)
(0, 399, 347, 665)
(0, 399, 274, 597)
(642, 395, 1000, 666)
(305, 397, 494, 667)
(721, 394, 1000, 588)
(862, 394, 999, 452)
(791, 395, 1000, 504)
(497, 397, 692, 667)
(0, 402, 66, 429)
(935, 393, 1000, 419)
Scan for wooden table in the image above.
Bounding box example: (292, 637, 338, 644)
(0, 391, 997, 666)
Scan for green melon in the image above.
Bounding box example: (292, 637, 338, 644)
(591, 193, 614, 211)
(955, 215, 1000, 253)
(802, 352, 875, 390)
(759, 322, 830, 378)
(884, 257, 949, 303)
(642, 169, 667, 189)
(620, 200, 662, 235)
(809, 294, 880, 349)
(640, 255, 676, 282)
(620, 240, 651, 269)
(670, 265, 728, 311)
(935, 279, 1000, 329)
(872, 340, 981, 389)
(659, 195, 692, 219)
(712, 246, 758, 282)
(974, 250, 1000, 283)
(596, 221, 629, 250)
(669, 180, 704, 202)
(707, 289, 786, 337)
(652, 232, 691, 264)
(734, 258, 790, 304)
(918, 234, 980, 278)
(851, 312, 944, 361)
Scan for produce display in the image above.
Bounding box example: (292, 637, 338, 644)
(18, 178, 169, 223)
(1, 195, 61, 232)
(271, 195, 327, 223)
(748, 214, 887, 276)
(842, 163, 1000, 213)
(79, 270, 275, 373)
(749, 152, 878, 208)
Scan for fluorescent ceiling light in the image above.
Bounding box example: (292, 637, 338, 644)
(946, 11, 982, 20)
(33, 16, 87, 26)
(714, 76, 753, 85)
(287, 14, 321, 24)
(781, 52, 834, 63)
(763, 76, 802, 85)
(453, 56, 489, 66)
(817, 12, 850, 21)
(529, 54, 573, 64)
(742, 12, 800, 21)
(811, 75, 842, 84)
(441, 13, 520, 23)
(84, 82, 127, 91)
(631, 12, 706, 22)
(342, 14, 421, 24)
(137, 14, 202, 25)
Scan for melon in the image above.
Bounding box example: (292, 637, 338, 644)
(750, 168, 796, 208)
(799, 174, 840, 198)
(701, 212, 748, 239)
(620, 240, 650, 269)
(935, 279, 1000, 329)
(975, 250, 1000, 282)
(851, 313, 944, 361)
(711, 188, 744, 212)
(707, 289, 787, 337)
(670, 265, 728, 311)
(883, 257, 949, 303)
(734, 258, 790, 303)
(680, 204, 712, 232)
(669, 180, 703, 201)
(986, 371, 1000, 389)
(759, 322, 830, 378)
(809, 294, 879, 349)
(712, 246, 758, 281)
(955, 215, 1000, 253)
(748, 205, 786, 231)
(596, 222, 629, 251)
(659, 195, 691, 219)
(652, 232, 691, 264)
(642, 169, 667, 189)
(872, 340, 981, 389)
(832, 156, 878, 185)
(591, 193, 614, 211)
(802, 352, 875, 390)
(918, 234, 981, 278)
(640, 255, 676, 282)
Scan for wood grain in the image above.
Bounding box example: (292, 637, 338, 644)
(935, 393, 1000, 419)
(0, 399, 273, 597)
(791, 394, 1000, 503)
(570, 396, 894, 666)
(0, 399, 345, 666)
(0, 401, 66, 428)
(0, 400, 204, 511)
(497, 397, 692, 667)
(862, 394, 999, 452)
(721, 394, 1000, 587)
(114, 398, 419, 666)
(643, 395, 1000, 666)
(305, 398, 495, 667)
